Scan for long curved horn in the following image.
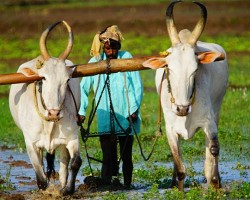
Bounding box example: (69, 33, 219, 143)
(59, 20, 73, 60)
(166, 0, 182, 46)
(188, 1, 207, 46)
(39, 21, 73, 60)
(40, 21, 61, 60)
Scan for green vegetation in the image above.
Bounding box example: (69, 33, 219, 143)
(0, 166, 15, 191)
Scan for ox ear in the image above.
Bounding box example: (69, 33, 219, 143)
(19, 67, 39, 77)
(142, 58, 167, 69)
(197, 52, 225, 64)
(66, 66, 74, 78)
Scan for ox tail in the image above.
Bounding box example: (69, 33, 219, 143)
(46, 152, 56, 180)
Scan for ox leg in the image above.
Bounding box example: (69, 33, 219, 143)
(204, 134, 221, 189)
(59, 146, 70, 189)
(26, 143, 48, 190)
(60, 141, 82, 196)
(167, 133, 186, 191)
(46, 152, 56, 180)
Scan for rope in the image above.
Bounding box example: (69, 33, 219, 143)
(164, 66, 196, 105)
(33, 80, 65, 122)
(79, 58, 163, 174)
(127, 70, 165, 161)
(33, 81, 50, 121)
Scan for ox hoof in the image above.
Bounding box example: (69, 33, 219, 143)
(212, 176, 218, 182)
(171, 180, 177, 188)
(60, 187, 74, 196)
(37, 180, 48, 190)
(211, 176, 221, 189)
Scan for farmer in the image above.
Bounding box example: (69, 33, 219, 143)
(78, 25, 143, 189)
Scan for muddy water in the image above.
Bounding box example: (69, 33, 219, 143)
(0, 148, 85, 192)
(0, 148, 249, 199)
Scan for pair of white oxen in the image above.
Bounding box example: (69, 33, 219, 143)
(7, 1, 228, 196)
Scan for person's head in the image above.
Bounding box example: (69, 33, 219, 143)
(90, 25, 124, 59)
(102, 38, 120, 59)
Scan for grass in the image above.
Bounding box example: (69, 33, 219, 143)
(0, 166, 15, 191)
(0, 22, 249, 198)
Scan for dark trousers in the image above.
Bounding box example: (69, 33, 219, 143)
(100, 134, 134, 186)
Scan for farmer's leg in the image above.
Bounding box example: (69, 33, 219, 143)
(100, 134, 118, 184)
(119, 135, 134, 188)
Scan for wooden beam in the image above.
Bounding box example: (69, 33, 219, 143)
(0, 56, 162, 85)
(0, 73, 42, 85)
(71, 56, 157, 78)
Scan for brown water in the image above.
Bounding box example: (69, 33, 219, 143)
(0, 148, 85, 192)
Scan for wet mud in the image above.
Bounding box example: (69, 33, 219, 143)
(0, 148, 249, 199)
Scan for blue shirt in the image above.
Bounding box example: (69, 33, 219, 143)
(79, 51, 143, 135)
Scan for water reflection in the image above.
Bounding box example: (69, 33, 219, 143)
(0, 148, 249, 193)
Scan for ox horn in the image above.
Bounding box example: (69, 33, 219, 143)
(39, 20, 73, 60)
(188, 1, 207, 46)
(166, 0, 182, 46)
(59, 21, 73, 60)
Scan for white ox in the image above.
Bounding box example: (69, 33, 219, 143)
(9, 21, 82, 195)
(143, 1, 228, 190)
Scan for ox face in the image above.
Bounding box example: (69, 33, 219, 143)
(38, 58, 71, 121)
(166, 44, 198, 116)
(143, 45, 224, 116)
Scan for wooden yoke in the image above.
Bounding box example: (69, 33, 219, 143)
(0, 56, 162, 85)
(0, 73, 42, 85)
(72, 56, 157, 78)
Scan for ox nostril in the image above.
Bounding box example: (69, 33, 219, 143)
(49, 109, 60, 116)
(176, 105, 190, 116)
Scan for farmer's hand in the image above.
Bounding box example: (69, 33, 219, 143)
(127, 110, 138, 123)
(77, 115, 85, 126)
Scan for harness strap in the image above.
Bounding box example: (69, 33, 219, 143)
(67, 84, 79, 117)
(80, 60, 163, 175)
(33, 80, 65, 122)
(33, 81, 48, 121)
(157, 69, 165, 135)
(164, 66, 196, 105)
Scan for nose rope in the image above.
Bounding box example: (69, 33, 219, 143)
(164, 66, 175, 104)
(33, 81, 61, 122)
(189, 79, 196, 105)
(164, 66, 196, 106)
